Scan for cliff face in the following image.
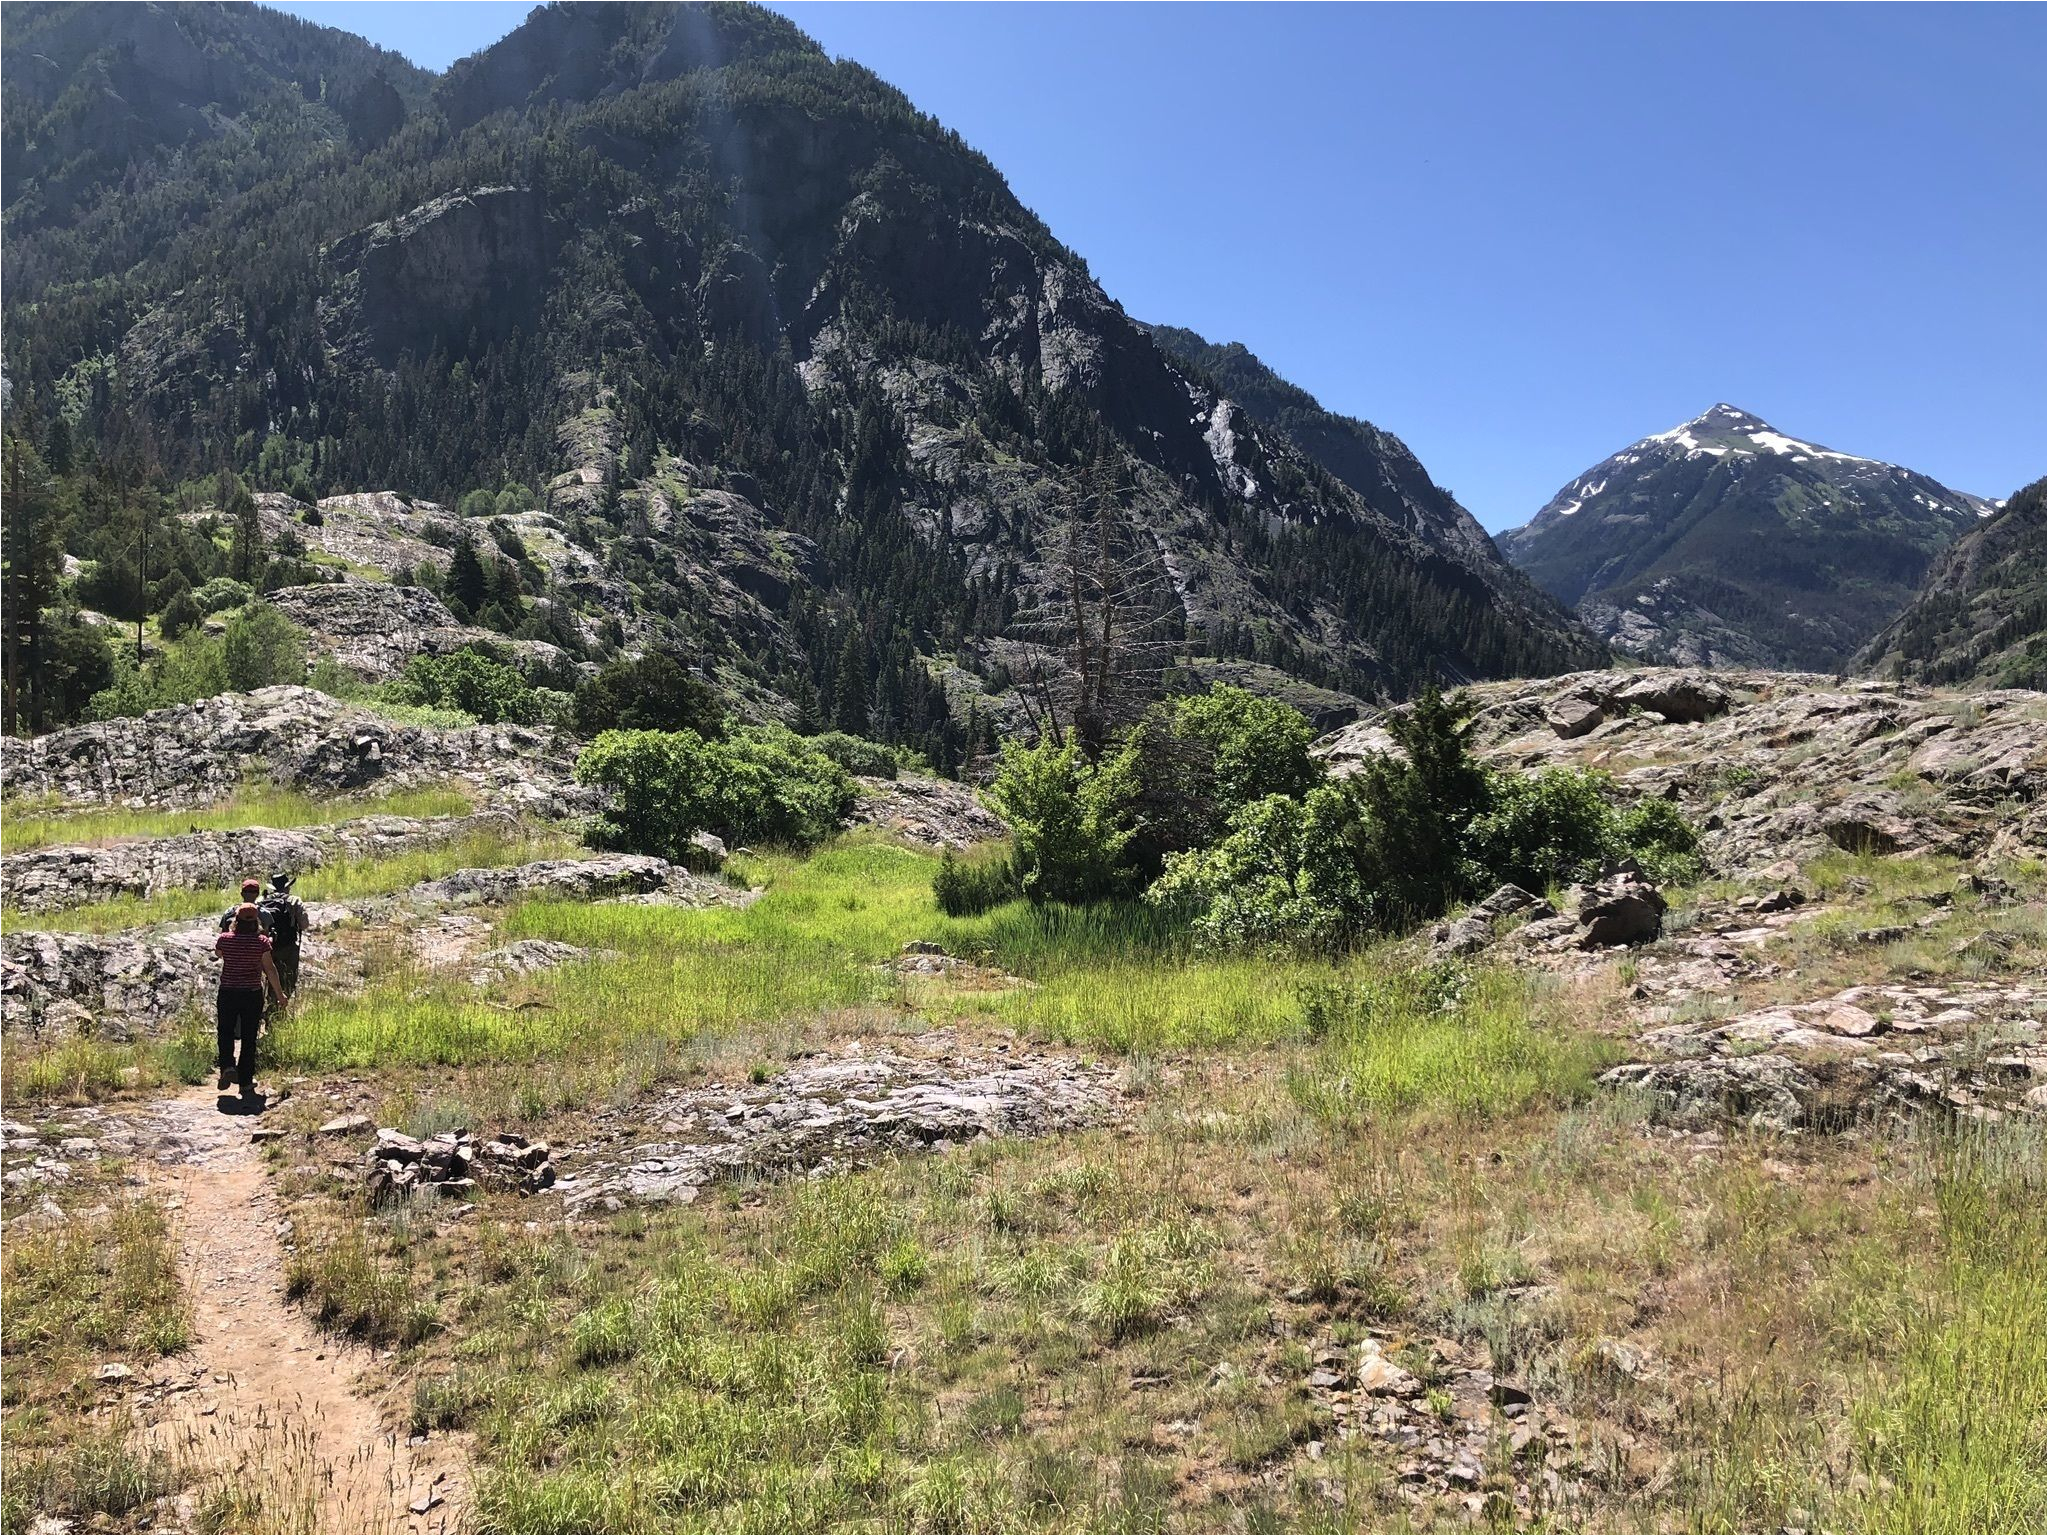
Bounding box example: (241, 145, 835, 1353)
(8, 1, 1602, 757)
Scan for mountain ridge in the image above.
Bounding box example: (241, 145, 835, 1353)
(1497, 403, 1989, 671)
(1, 0, 1604, 761)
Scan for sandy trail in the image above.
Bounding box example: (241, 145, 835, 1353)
(120, 1087, 469, 1534)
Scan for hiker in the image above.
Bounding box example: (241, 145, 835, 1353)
(219, 877, 272, 936)
(214, 903, 284, 1095)
(258, 873, 311, 999)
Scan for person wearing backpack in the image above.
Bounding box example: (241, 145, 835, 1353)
(214, 903, 284, 1096)
(258, 873, 311, 1000)
(220, 877, 271, 936)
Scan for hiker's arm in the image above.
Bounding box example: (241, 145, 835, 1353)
(261, 953, 285, 1005)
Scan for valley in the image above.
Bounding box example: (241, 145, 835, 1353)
(2, 667, 2040, 1533)
(0, 3, 2041, 1533)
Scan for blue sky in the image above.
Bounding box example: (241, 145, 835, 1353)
(274, 2, 2045, 530)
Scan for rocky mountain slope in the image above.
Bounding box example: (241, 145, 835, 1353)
(3, 0, 1601, 760)
(1498, 405, 1991, 671)
(1856, 478, 2045, 689)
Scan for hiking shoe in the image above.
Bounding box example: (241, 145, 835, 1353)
(217, 1070, 233, 1091)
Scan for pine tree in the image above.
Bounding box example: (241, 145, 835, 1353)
(833, 626, 870, 734)
(448, 535, 490, 616)
(2, 433, 67, 734)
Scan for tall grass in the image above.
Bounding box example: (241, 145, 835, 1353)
(262, 837, 1333, 1074)
(0, 781, 475, 853)
(1288, 967, 1616, 1122)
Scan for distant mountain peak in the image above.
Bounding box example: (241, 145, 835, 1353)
(1637, 404, 1874, 468)
(1497, 404, 1990, 671)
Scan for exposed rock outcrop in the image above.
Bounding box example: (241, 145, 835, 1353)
(2, 811, 519, 914)
(1315, 668, 2045, 879)
(263, 584, 574, 681)
(565, 1035, 1119, 1209)
(0, 687, 592, 818)
(850, 775, 1006, 849)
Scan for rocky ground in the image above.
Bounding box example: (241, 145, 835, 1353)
(1, 665, 2040, 1534)
(1319, 668, 2044, 875)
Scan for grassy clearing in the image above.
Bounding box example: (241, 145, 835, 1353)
(260, 838, 1334, 1077)
(0, 780, 474, 854)
(0, 1193, 190, 1532)
(5, 825, 580, 936)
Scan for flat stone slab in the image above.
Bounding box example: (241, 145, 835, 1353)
(565, 1034, 1120, 1208)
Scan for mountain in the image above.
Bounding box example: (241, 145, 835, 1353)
(1, 0, 1600, 764)
(1497, 404, 1991, 671)
(1142, 325, 1590, 640)
(1856, 478, 2045, 689)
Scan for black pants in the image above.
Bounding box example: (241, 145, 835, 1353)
(274, 946, 300, 999)
(216, 987, 263, 1088)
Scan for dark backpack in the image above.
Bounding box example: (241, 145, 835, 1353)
(259, 893, 300, 948)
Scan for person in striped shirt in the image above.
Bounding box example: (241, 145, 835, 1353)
(214, 903, 285, 1095)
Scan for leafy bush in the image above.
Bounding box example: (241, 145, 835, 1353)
(88, 635, 231, 721)
(933, 847, 1018, 916)
(1125, 684, 1320, 877)
(1464, 768, 1622, 892)
(192, 577, 252, 615)
(1148, 787, 1371, 952)
(985, 731, 1141, 904)
(1147, 688, 1702, 953)
(157, 588, 202, 640)
(576, 726, 856, 857)
(807, 730, 909, 779)
(221, 602, 307, 690)
(569, 652, 726, 738)
(385, 648, 544, 726)
(1615, 797, 1704, 884)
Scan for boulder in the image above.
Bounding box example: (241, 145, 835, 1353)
(1545, 697, 1605, 739)
(1575, 865, 1667, 948)
(1610, 674, 1731, 724)
(1601, 1055, 1816, 1134)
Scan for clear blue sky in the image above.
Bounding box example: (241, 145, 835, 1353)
(274, 2, 2046, 530)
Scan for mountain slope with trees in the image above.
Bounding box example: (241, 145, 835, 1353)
(1856, 478, 2045, 689)
(1, 0, 1600, 763)
(1498, 404, 1989, 671)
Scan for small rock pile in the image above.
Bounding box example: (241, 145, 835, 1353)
(1299, 1333, 1583, 1519)
(365, 1128, 555, 1202)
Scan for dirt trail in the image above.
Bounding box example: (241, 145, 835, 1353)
(121, 1088, 469, 1534)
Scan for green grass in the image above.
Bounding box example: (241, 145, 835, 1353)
(1288, 967, 1617, 1124)
(259, 837, 1332, 1076)
(5, 826, 579, 936)
(0, 780, 475, 854)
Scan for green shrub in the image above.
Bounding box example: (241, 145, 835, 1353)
(1148, 787, 1370, 953)
(384, 647, 544, 726)
(1464, 767, 1621, 892)
(157, 588, 202, 640)
(933, 848, 1017, 916)
(1615, 796, 1704, 884)
(1124, 684, 1320, 877)
(808, 730, 903, 779)
(191, 576, 251, 615)
(576, 726, 856, 857)
(221, 602, 307, 690)
(569, 652, 726, 738)
(986, 731, 1141, 904)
